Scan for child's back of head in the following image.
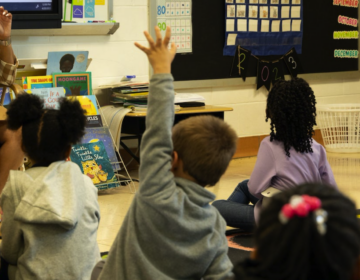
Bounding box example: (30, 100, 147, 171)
(235, 183, 360, 280)
(2, 93, 100, 280)
(172, 115, 237, 186)
(266, 78, 317, 157)
(7, 93, 86, 165)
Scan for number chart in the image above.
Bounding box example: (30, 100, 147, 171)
(156, 0, 193, 53)
(224, 0, 303, 56)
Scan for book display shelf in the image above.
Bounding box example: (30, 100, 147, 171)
(16, 58, 136, 193)
(87, 96, 136, 193)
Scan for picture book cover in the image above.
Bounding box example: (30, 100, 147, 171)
(25, 87, 66, 109)
(46, 51, 89, 75)
(68, 95, 99, 115)
(22, 75, 53, 90)
(86, 115, 103, 128)
(0, 88, 14, 106)
(82, 127, 120, 171)
(70, 141, 119, 190)
(53, 72, 92, 96)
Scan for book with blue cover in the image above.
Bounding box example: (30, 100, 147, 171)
(47, 51, 89, 75)
(70, 141, 119, 190)
(81, 127, 120, 171)
(0, 88, 14, 106)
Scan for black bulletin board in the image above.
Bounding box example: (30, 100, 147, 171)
(170, 0, 359, 81)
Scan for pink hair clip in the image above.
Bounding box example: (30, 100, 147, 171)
(279, 194, 328, 235)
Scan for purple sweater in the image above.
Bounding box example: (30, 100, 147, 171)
(248, 136, 337, 222)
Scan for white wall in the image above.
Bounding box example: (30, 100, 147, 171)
(12, 0, 150, 88)
(177, 77, 360, 138)
(12, 0, 360, 138)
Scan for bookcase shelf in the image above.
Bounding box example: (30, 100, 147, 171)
(12, 22, 120, 36)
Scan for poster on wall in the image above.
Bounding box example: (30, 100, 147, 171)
(223, 0, 304, 56)
(156, 0, 193, 53)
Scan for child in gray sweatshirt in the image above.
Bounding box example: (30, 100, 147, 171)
(1, 95, 100, 280)
(94, 26, 237, 280)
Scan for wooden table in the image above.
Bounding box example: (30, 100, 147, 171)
(120, 106, 233, 163)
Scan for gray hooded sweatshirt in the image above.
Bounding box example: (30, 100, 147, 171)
(98, 74, 233, 280)
(0, 161, 101, 280)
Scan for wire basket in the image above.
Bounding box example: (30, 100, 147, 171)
(317, 104, 360, 153)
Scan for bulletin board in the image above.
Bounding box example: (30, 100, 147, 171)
(63, 0, 111, 22)
(150, 0, 359, 83)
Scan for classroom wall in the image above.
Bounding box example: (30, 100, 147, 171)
(12, 0, 150, 89)
(177, 77, 360, 138)
(11, 0, 360, 138)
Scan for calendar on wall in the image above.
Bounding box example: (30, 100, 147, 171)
(156, 0, 193, 53)
(223, 0, 303, 56)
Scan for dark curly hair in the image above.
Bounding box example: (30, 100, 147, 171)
(60, 54, 75, 65)
(234, 183, 360, 280)
(266, 78, 317, 157)
(7, 93, 86, 165)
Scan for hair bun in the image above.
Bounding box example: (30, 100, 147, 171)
(58, 97, 86, 144)
(7, 93, 44, 130)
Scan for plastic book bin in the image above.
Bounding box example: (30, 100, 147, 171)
(317, 104, 360, 153)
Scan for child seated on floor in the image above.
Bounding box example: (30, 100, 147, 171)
(213, 78, 337, 231)
(91, 26, 238, 280)
(0, 94, 101, 280)
(234, 183, 360, 280)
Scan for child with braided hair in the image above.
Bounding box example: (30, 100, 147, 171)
(213, 78, 337, 230)
(0, 94, 101, 280)
(234, 183, 360, 280)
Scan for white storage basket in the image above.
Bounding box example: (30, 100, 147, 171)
(317, 104, 360, 153)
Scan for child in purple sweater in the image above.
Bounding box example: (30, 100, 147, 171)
(213, 78, 337, 230)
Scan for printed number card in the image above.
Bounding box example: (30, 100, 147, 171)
(156, 0, 193, 53)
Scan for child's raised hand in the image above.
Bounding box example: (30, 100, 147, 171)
(135, 26, 177, 74)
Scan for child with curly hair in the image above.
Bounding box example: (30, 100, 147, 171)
(0, 94, 101, 280)
(213, 78, 337, 230)
(234, 183, 360, 280)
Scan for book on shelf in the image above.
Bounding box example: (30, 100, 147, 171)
(126, 104, 181, 113)
(47, 51, 89, 75)
(25, 87, 66, 109)
(117, 88, 149, 94)
(22, 75, 53, 90)
(113, 91, 149, 97)
(174, 93, 206, 104)
(70, 141, 119, 190)
(67, 95, 99, 116)
(85, 115, 103, 128)
(0, 88, 14, 106)
(53, 72, 92, 96)
(112, 93, 148, 101)
(81, 127, 121, 171)
(98, 81, 149, 89)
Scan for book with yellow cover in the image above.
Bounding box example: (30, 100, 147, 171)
(67, 95, 99, 116)
(22, 75, 53, 90)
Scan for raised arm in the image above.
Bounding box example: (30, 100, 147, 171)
(135, 27, 177, 197)
(0, 7, 17, 86)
